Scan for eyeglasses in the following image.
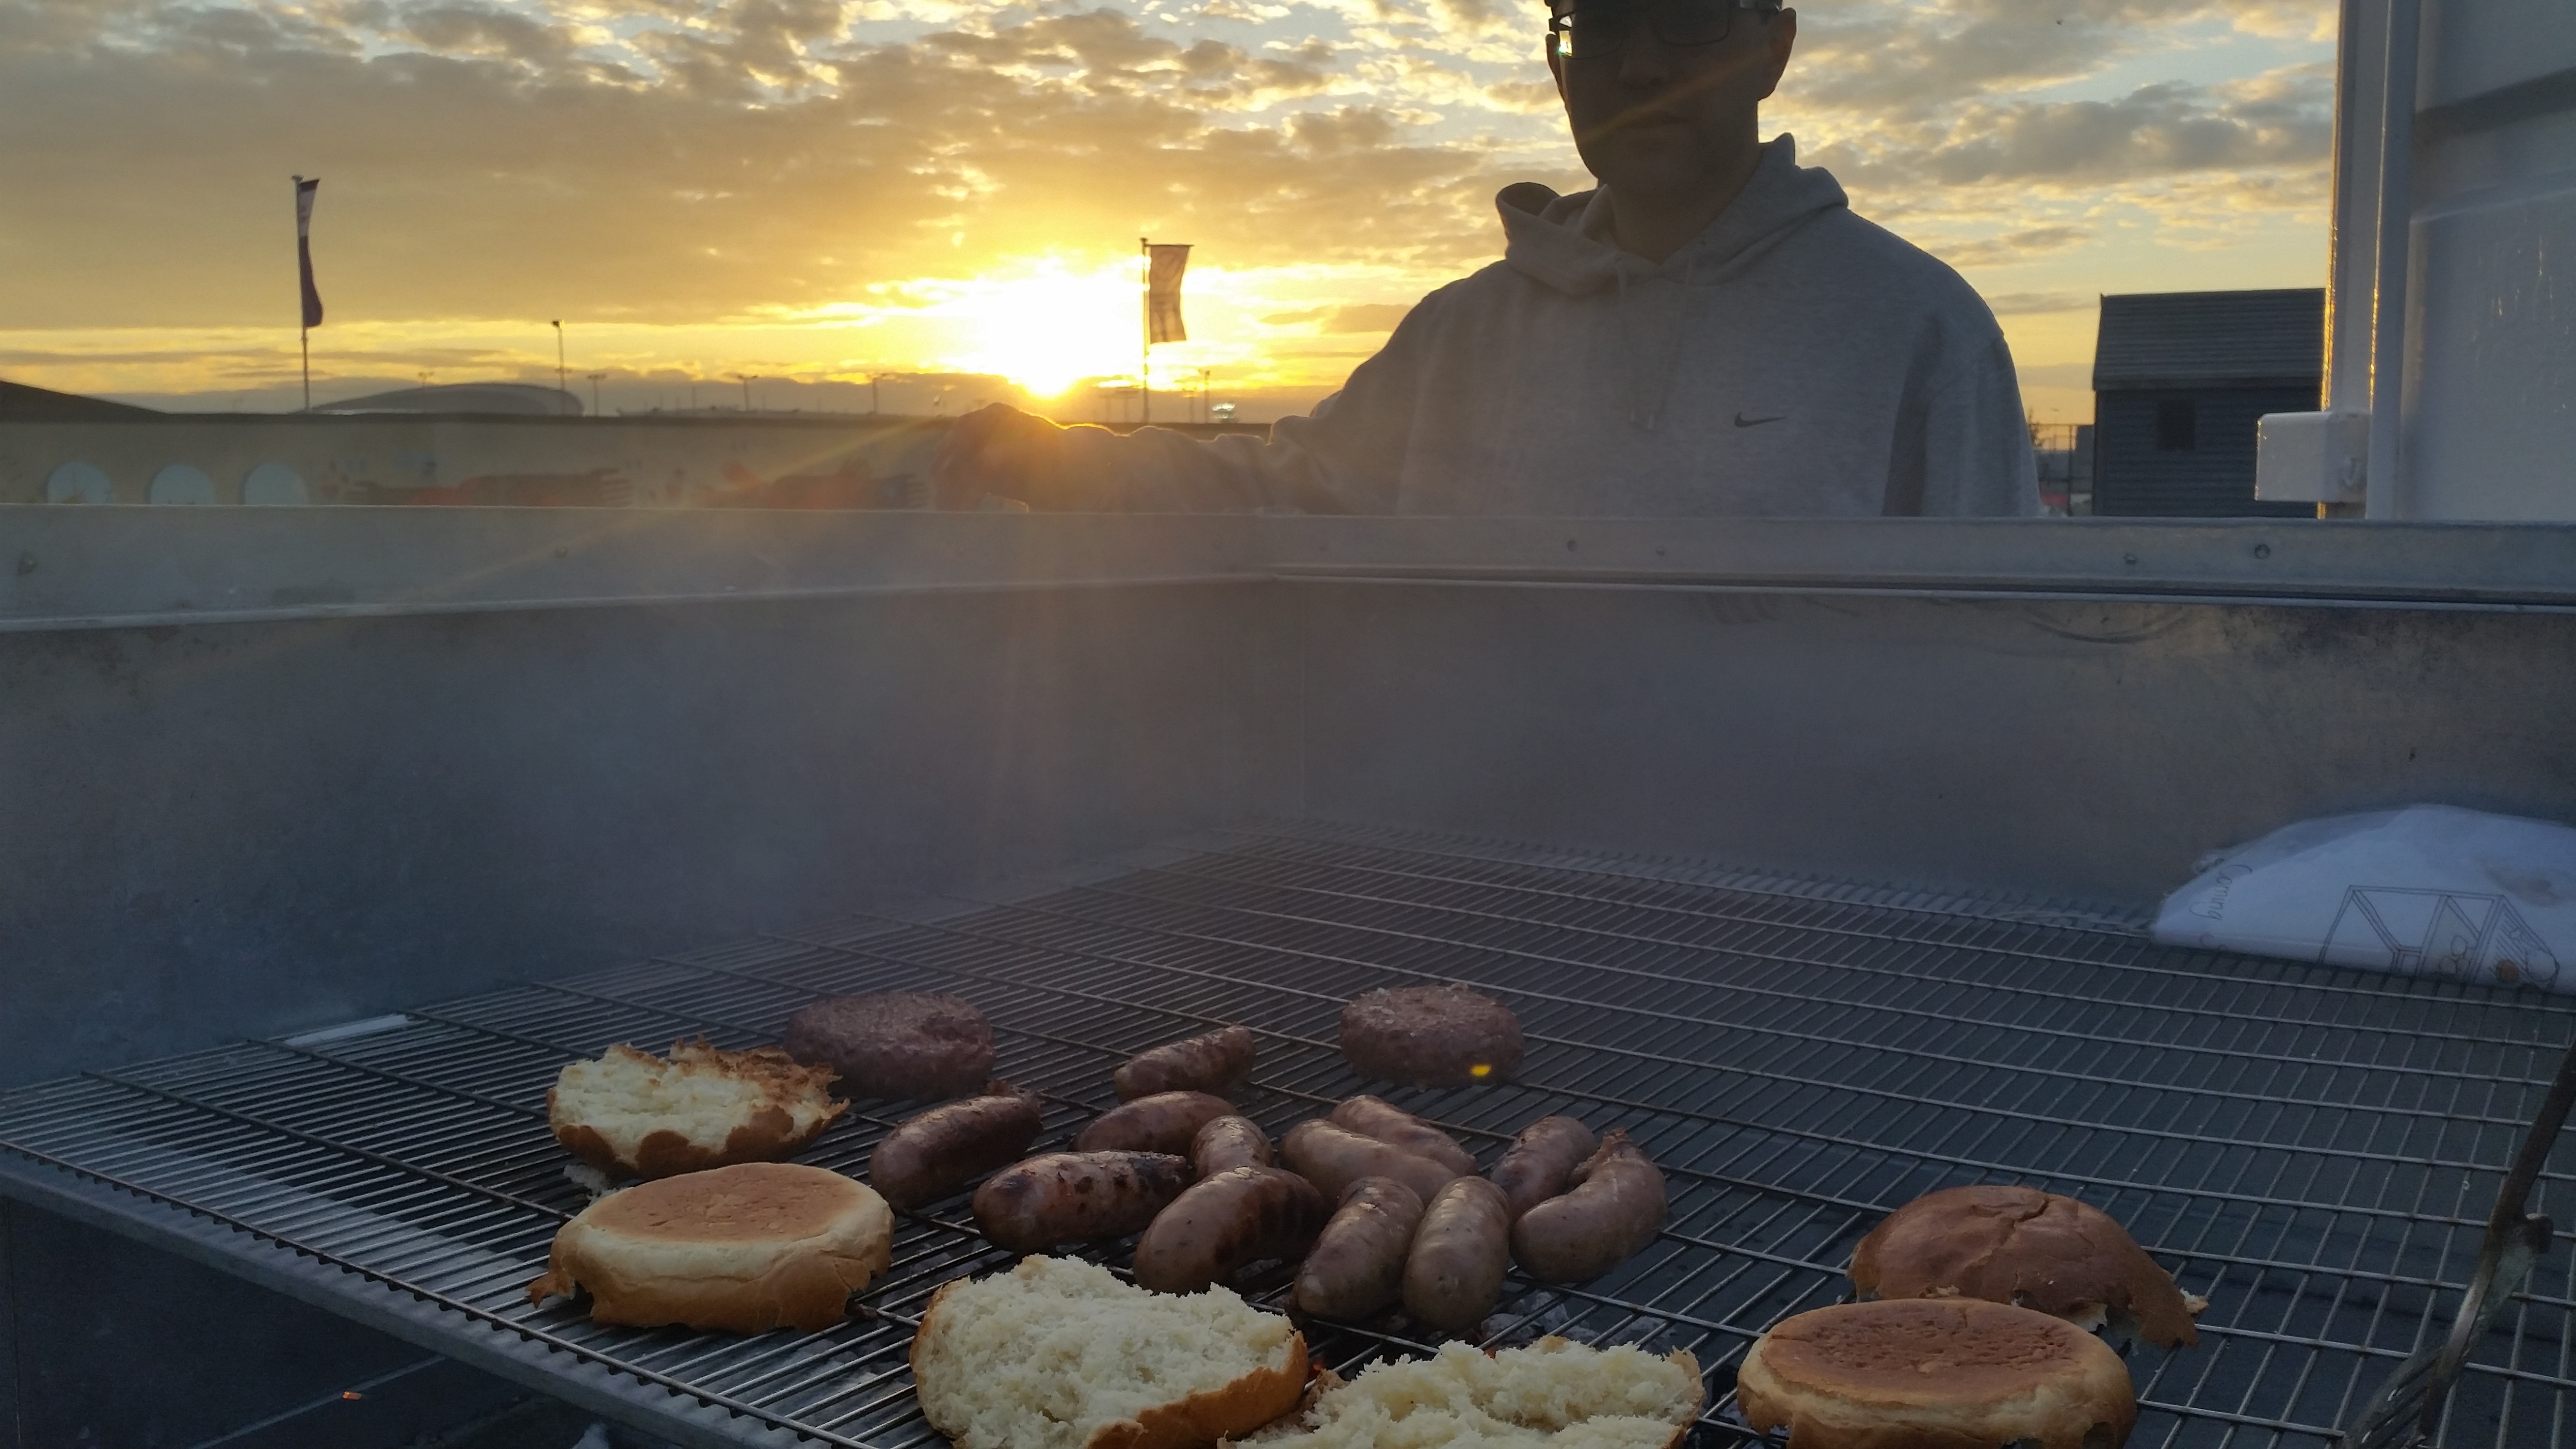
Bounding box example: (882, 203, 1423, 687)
(1547, 0, 1779, 59)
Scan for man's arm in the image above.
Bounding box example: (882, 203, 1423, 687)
(1907, 333, 2042, 518)
(934, 290, 1446, 514)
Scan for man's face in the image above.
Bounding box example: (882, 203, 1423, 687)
(1548, 0, 1796, 200)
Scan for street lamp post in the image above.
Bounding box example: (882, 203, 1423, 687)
(586, 372, 605, 416)
(550, 320, 565, 398)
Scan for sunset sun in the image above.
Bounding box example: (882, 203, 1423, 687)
(948, 264, 1143, 398)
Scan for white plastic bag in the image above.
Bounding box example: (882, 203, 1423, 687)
(2153, 805, 2576, 991)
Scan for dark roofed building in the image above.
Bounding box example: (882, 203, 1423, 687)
(2091, 288, 2322, 516)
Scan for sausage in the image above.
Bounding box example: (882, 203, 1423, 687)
(1072, 1091, 1236, 1155)
(970, 1151, 1192, 1253)
(1131, 1165, 1327, 1292)
(869, 1082, 1044, 1209)
(1509, 1129, 1667, 1283)
(1328, 1095, 1479, 1176)
(1191, 1115, 1273, 1177)
(1486, 1114, 1597, 1220)
(1282, 1120, 1462, 1206)
(1402, 1176, 1513, 1334)
(1114, 1026, 1257, 1100)
(1291, 1176, 1425, 1320)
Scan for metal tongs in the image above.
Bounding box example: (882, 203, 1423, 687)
(2341, 1030, 2576, 1449)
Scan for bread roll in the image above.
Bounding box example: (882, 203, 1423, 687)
(910, 1255, 1307, 1449)
(1852, 1184, 2205, 1348)
(1736, 1299, 2136, 1449)
(526, 1161, 890, 1333)
(1240, 1336, 1702, 1448)
(547, 1039, 845, 1179)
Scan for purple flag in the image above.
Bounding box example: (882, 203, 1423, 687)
(294, 176, 324, 329)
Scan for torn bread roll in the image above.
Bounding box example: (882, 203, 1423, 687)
(547, 1039, 846, 1180)
(910, 1255, 1307, 1449)
(1851, 1184, 2206, 1348)
(1239, 1337, 1702, 1448)
(526, 1161, 890, 1333)
(1737, 1298, 2137, 1449)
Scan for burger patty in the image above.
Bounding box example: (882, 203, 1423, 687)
(782, 992, 995, 1101)
(1338, 984, 1523, 1088)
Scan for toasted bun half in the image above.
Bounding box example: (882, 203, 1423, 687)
(910, 1255, 1307, 1449)
(548, 1039, 846, 1179)
(526, 1162, 890, 1332)
(1235, 1336, 1703, 1449)
(1851, 1185, 2203, 1348)
(1737, 1299, 2136, 1449)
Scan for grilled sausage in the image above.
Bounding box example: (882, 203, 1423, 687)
(970, 1151, 1192, 1253)
(869, 1082, 1043, 1209)
(1509, 1129, 1667, 1283)
(1402, 1176, 1513, 1333)
(1486, 1114, 1598, 1221)
(1072, 1091, 1236, 1155)
(1131, 1165, 1328, 1292)
(1114, 1026, 1258, 1101)
(1329, 1095, 1479, 1176)
(1291, 1176, 1426, 1320)
(1282, 1120, 1462, 1206)
(1191, 1114, 1273, 1177)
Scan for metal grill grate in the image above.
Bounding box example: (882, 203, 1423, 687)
(6, 822, 2574, 1448)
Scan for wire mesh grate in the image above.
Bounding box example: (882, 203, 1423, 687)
(6, 821, 2573, 1447)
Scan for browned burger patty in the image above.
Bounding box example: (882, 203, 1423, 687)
(1338, 984, 1523, 1088)
(782, 993, 994, 1101)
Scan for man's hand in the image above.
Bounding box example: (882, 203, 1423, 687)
(932, 403, 1072, 511)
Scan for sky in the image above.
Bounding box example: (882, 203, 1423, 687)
(0, 0, 2338, 422)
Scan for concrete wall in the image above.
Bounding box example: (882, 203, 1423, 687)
(0, 413, 954, 506)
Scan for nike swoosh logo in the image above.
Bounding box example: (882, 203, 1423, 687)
(1735, 413, 1786, 427)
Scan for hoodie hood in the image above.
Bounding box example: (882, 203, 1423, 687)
(1498, 134, 1848, 295)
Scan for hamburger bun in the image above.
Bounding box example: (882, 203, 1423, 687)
(547, 1039, 845, 1179)
(1240, 1336, 1704, 1449)
(1736, 1299, 2135, 1449)
(526, 1161, 891, 1332)
(1851, 1185, 2205, 1348)
(910, 1255, 1307, 1449)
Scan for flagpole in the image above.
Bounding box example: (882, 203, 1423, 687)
(1139, 237, 1151, 425)
(301, 328, 310, 411)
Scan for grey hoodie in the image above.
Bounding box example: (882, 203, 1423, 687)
(1054, 136, 2039, 516)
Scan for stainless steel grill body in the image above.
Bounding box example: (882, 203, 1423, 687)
(7, 823, 2571, 1448)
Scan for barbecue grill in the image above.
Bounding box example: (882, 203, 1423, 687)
(7, 508, 2576, 1448)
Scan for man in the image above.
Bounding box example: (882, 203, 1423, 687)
(935, 0, 2038, 516)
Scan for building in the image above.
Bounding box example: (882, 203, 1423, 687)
(2091, 289, 2323, 517)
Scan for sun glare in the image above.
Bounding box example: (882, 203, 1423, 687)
(946, 264, 1142, 397)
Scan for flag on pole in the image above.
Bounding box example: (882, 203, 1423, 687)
(294, 176, 324, 328)
(1146, 243, 1190, 343)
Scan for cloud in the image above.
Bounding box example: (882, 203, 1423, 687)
(1930, 225, 2093, 267)
(1259, 300, 1412, 330)
(1980, 290, 2094, 314)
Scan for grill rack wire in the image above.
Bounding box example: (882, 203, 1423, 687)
(4, 821, 2573, 1448)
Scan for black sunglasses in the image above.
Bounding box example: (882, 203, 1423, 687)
(1547, 0, 1780, 59)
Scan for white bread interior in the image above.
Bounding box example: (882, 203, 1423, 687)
(1237, 1337, 1704, 1449)
(910, 1255, 1308, 1449)
(548, 1039, 845, 1178)
(527, 1161, 891, 1333)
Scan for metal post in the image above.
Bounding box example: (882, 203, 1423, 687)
(1143, 239, 1156, 424)
(300, 329, 310, 412)
(587, 372, 604, 416)
(2364, 0, 2419, 520)
(551, 321, 565, 398)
